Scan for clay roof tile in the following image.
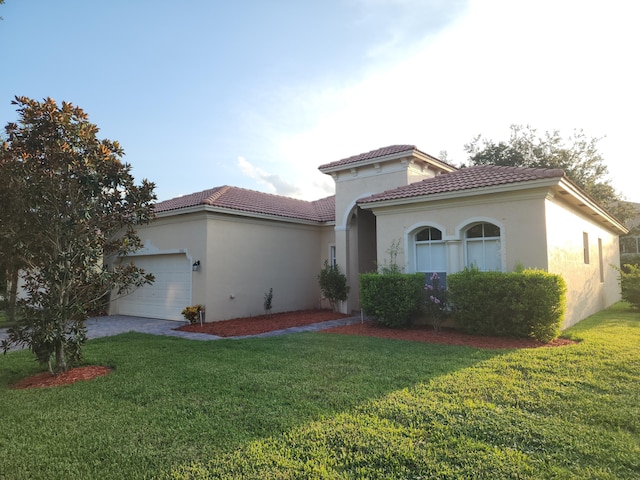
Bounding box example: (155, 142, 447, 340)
(358, 165, 565, 204)
(154, 186, 335, 223)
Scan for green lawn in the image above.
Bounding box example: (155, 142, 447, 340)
(0, 304, 638, 479)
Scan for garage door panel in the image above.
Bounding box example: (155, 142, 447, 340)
(117, 254, 192, 320)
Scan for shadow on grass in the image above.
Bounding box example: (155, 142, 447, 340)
(3, 304, 638, 478)
(0, 330, 506, 479)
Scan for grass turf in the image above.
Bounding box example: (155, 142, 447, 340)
(0, 303, 638, 479)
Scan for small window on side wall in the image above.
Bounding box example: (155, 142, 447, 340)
(329, 245, 337, 267)
(583, 232, 589, 264)
(598, 238, 604, 283)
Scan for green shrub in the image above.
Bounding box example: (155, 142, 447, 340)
(617, 263, 640, 309)
(447, 268, 566, 342)
(423, 272, 449, 331)
(181, 305, 204, 324)
(620, 253, 640, 267)
(318, 261, 349, 312)
(263, 288, 273, 316)
(360, 273, 424, 328)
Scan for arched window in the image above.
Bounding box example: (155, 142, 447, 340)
(415, 227, 446, 273)
(465, 222, 501, 271)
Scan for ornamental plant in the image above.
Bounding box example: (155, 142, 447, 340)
(423, 272, 449, 332)
(360, 273, 424, 328)
(447, 267, 566, 342)
(0, 96, 156, 373)
(318, 261, 349, 312)
(182, 305, 204, 324)
(264, 288, 273, 316)
(616, 263, 640, 309)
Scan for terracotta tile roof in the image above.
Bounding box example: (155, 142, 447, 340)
(154, 186, 335, 223)
(311, 195, 336, 222)
(318, 145, 418, 170)
(358, 165, 565, 204)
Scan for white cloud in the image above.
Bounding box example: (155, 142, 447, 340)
(259, 0, 640, 200)
(237, 156, 334, 200)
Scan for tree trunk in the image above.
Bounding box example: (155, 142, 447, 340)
(7, 263, 19, 323)
(54, 339, 67, 373)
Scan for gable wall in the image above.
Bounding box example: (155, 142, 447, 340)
(545, 196, 621, 327)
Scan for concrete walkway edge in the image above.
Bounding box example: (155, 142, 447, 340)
(0, 314, 365, 351)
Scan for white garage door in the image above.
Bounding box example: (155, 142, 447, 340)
(116, 254, 192, 320)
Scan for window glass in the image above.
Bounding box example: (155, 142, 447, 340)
(466, 224, 483, 238)
(484, 223, 501, 237)
(416, 243, 446, 272)
(415, 227, 446, 272)
(465, 222, 501, 271)
(416, 227, 442, 241)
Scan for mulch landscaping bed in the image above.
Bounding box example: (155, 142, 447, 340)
(12, 366, 112, 390)
(176, 309, 351, 337)
(13, 310, 576, 389)
(322, 321, 577, 349)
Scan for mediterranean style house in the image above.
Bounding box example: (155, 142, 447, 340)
(109, 145, 628, 328)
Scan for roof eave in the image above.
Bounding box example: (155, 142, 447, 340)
(358, 177, 563, 209)
(318, 148, 456, 175)
(154, 203, 333, 225)
(555, 178, 629, 234)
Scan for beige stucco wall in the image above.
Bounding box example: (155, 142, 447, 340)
(369, 190, 550, 277)
(109, 211, 206, 317)
(364, 188, 622, 330)
(545, 196, 621, 328)
(110, 210, 334, 321)
(204, 214, 329, 320)
(332, 161, 437, 229)
(330, 159, 440, 312)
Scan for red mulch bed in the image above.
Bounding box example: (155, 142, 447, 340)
(176, 309, 351, 337)
(14, 311, 576, 389)
(12, 366, 112, 390)
(322, 321, 577, 349)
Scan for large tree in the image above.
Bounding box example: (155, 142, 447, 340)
(464, 124, 634, 223)
(0, 96, 156, 373)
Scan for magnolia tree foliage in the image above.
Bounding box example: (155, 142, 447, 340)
(464, 124, 634, 223)
(0, 96, 156, 373)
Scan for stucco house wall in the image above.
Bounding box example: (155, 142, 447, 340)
(109, 212, 205, 319)
(545, 196, 622, 327)
(110, 188, 336, 321)
(203, 214, 327, 319)
(110, 144, 626, 329)
(367, 191, 550, 276)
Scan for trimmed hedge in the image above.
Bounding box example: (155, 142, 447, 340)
(360, 273, 424, 328)
(447, 268, 566, 342)
(618, 263, 640, 309)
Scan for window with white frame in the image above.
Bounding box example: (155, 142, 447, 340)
(415, 227, 447, 273)
(329, 245, 337, 267)
(465, 222, 501, 271)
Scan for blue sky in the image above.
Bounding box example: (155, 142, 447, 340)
(1, 0, 639, 203)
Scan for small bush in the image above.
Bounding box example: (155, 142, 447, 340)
(181, 305, 204, 324)
(263, 288, 273, 316)
(318, 261, 349, 312)
(423, 272, 449, 331)
(617, 263, 640, 309)
(620, 253, 640, 267)
(360, 273, 424, 328)
(448, 268, 566, 342)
